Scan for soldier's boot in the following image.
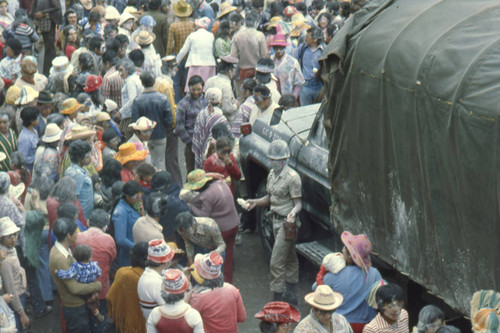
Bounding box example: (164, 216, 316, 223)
(272, 292, 283, 301)
(282, 282, 298, 306)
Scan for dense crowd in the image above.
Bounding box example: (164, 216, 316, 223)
(0, 0, 497, 332)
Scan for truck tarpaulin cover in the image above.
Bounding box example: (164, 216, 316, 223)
(321, 0, 500, 315)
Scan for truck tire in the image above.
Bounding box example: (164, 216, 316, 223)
(256, 180, 274, 256)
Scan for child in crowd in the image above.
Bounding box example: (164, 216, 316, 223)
(135, 162, 155, 201)
(55, 244, 104, 322)
(315, 252, 346, 286)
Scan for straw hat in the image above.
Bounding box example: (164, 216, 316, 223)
(184, 169, 213, 191)
(195, 17, 211, 30)
(134, 30, 156, 46)
(96, 112, 111, 123)
(304, 285, 343, 311)
(173, 0, 193, 18)
(42, 123, 63, 143)
(60, 98, 84, 115)
(8, 183, 24, 200)
(65, 125, 96, 141)
(15, 86, 39, 106)
(129, 117, 157, 131)
(5, 86, 21, 106)
(105, 6, 120, 20)
(114, 142, 148, 165)
(218, 2, 236, 19)
(147, 239, 174, 264)
(255, 302, 301, 323)
(118, 12, 137, 26)
(341, 231, 373, 274)
(162, 269, 189, 294)
(0, 217, 20, 238)
(267, 16, 283, 30)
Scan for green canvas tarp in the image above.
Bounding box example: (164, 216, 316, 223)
(321, 0, 500, 315)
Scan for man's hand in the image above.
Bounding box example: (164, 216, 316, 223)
(222, 155, 233, 167)
(286, 212, 296, 223)
(20, 312, 30, 329)
(2, 293, 13, 304)
(246, 199, 257, 211)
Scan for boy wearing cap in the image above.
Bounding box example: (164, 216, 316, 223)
(137, 239, 174, 320)
(146, 269, 204, 332)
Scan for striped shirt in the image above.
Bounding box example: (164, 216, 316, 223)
(175, 94, 208, 145)
(362, 309, 409, 333)
(102, 67, 125, 109)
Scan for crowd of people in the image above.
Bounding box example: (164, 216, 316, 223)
(0, 0, 497, 332)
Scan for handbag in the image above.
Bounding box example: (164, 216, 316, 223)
(283, 222, 297, 241)
(37, 17, 52, 33)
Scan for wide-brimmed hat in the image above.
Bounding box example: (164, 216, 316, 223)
(304, 285, 343, 311)
(104, 99, 118, 112)
(270, 33, 290, 47)
(193, 251, 223, 281)
(195, 17, 211, 30)
(184, 169, 213, 191)
(134, 30, 156, 46)
(267, 16, 283, 30)
(129, 117, 157, 131)
(65, 125, 96, 141)
(218, 2, 236, 19)
(0, 217, 20, 237)
(219, 55, 238, 64)
(105, 6, 120, 20)
(96, 112, 111, 123)
(60, 98, 84, 115)
(148, 239, 175, 264)
(291, 13, 305, 25)
(83, 75, 103, 93)
(255, 302, 301, 323)
(50, 56, 74, 77)
(341, 231, 372, 274)
(173, 0, 193, 17)
(5, 86, 21, 106)
(8, 183, 24, 200)
(114, 142, 148, 165)
(162, 269, 189, 294)
(139, 15, 156, 27)
(80, 0, 93, 10)
(118, 12, 137, 26)
(16, 86, 39, 106)
(38, 91, 54, 104)
(42, 123, 63, 143)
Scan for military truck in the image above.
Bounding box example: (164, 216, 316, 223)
(239, 0, 499, 323)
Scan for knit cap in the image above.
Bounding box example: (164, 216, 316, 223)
(147, 239, 174, 264)
(162, 269, 189, 294)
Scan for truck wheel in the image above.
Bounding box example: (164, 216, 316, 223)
(256, 180, 274, 256)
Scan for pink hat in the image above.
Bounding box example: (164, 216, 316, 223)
(148, 239, 174, 264)
(83, 75, 103, 93)
(270, 33, 290, 47)
(195, 17, 211, 30)
(194, 251, 223, 280)
(255, 302, 301, 323)
(162, 269, 189, 294)
(284, 6, 299, 17)
(341, 231, 372, 274)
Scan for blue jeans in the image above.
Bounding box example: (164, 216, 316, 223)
(13, 293, 26, 331)
(63, 303, 107, 333)
(300, 79, 323, 106)
(37, 230, 53, 302)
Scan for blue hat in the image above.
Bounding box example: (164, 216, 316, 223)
(139, 15, 156, 27)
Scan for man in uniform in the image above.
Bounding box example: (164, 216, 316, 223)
(247, 139, 302, 305)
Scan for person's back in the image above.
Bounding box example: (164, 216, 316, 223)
(190, 283, 246, 333)
(314, 265, 381, 323)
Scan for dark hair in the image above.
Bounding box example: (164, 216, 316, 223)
(216, 20, 230, 40)
(6, 38, 22, 56)
(211, 122, 233, 140)
(102, 50, 119, 67)
(259, 321, 279, 333)
(245, 10, 259, 27)
(104, 24, 118, 39)
(269, 1, 283, 17)
(136, 162, 155, 179)
(149, 0, 161, 10)
(58, 202, 79, 221)
(254, 84, 271, 97)
(229, 12, 243, 24)
(209, 2, 219, 15)
(175, 212, 195, 231)
(129, 49, 145, 67)
(217, 59, 234, 74)
(73, 244, 92, 262)
(201, 274, 224, 289)
(242, 78, 257, 93)
(68, 140, 92, 164)
(20, 107, 40, 127)
(326, 24, 339, 38)
(317, 12, 333, 25)
(47, 113, 65, 127)
(79, 52, 94, 71)
(161, 291, 185, 304)
(105, 38, 120, 53)
(30, 174, 54, 200)
(150, 171, 171, 192)
(88, 10, 101, 23)
(252, 0, 263, 9)
(9, 152, 30, 184)
(144, 192, 168, 218)
(52, 177, 78, 202)
(53, 218, 78, 242)
(436, 327, 461, 333)
(327, 0, 340, 14)
(279, 94, 296, 108)
(296, 2, 307, 14)
(102, 127, 119, 144)
(88, 36, 104, 52)
(130, 241, 149, 268)
(63, 25, 79, 49)
(115, 34, 129, 46)
(216, 136, 232, 150)
(88, 209, 110, 229)
(311, 0, 324, 10)
(100, 158, 122, 187)
(122, 180, 142, 196)
(376, 284, 404, 311)
(188, 75, 204, 88)
(64, 9, 77, 21)
(140, 71, 155, 88)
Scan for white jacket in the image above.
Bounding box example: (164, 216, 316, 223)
(176, 29, 216, 67)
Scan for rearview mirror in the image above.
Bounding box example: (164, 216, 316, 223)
(270, 107, 284, 126)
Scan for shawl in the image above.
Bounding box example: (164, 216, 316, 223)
(192, 106, 230, 169)
(107, 266, 146, 333)
(24, 210, 45, 267)
(0, 129, 17, 172)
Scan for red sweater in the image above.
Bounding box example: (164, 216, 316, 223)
(202, 153, 241, 196)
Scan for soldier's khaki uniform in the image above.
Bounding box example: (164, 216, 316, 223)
(266, 164, 302, 293)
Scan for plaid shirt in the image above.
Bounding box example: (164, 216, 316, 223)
(102, 67, 125, 109)
(56, 261, 102, 284)
(175, 93, 208, 145)
(166, 18, 194, 56)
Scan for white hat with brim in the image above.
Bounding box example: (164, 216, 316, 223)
(0, 217, 20, 237)
(304, 285, 343, 311)
(119, 12, 137, 26)
(15, 86, 39, 106)
(8, 183, 24, 201)
(50, 56, 74, 77)
(42, 123, 63, 143)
